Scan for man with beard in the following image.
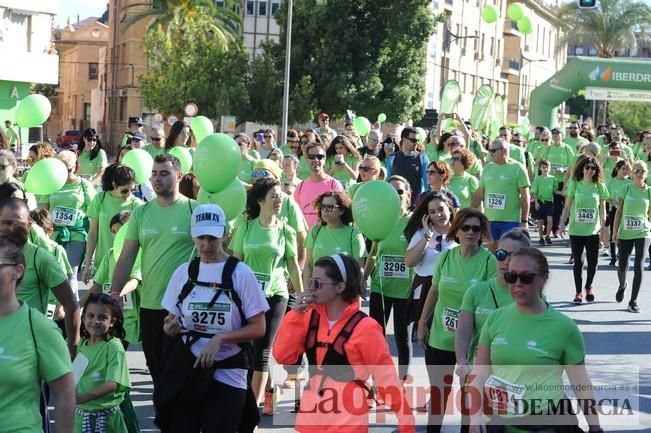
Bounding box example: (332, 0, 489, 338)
(111, 154, 197, 388)
(565, 121, 581, 151)
(0, 197, 80, 356)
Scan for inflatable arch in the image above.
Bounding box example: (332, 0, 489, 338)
(529, 56, 651, 127)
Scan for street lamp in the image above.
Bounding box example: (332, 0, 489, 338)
(517, 51, 546, 120)
(280, 0, 293, 142)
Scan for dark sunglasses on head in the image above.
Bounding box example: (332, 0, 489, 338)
(308, 154, 325, 160)
(459, 224, 482, 233)
(504, 271, 540, 284)
(495, 248, 512, 262)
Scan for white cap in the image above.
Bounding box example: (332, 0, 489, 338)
(191, 204, 226, 238)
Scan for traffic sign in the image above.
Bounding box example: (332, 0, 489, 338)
(183, 102, 199, 117)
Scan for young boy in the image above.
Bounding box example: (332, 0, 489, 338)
(531, 160, 560, 245)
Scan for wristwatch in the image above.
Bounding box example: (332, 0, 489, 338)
(423, 231, 433, 241)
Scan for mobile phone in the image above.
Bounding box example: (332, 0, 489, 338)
(255, 132, 264, 142)
(609, 150, 621, 157)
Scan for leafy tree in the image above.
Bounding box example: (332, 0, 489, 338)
(558, 0, 651, 123)
(607, 101, 651, 137)
(139, 12, 250, 120)
(257, 0, 441, 123)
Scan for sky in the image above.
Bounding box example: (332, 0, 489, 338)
(55, 0, 108, 27)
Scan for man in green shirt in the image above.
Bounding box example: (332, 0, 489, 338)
(144, 126, 166, 159)
(4, 120, 19, 154)
(111, 154, 197, 387)
(0, 198, 80, 356)
(564, 121, 581, 151)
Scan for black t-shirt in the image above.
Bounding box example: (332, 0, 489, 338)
(392, 152, 424, 204)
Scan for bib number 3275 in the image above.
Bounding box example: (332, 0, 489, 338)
(187, 302, 232, 334)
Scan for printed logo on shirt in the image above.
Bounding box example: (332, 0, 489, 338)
(142, 228, 159, 236)
(91, 371, 103, 382)
(476, 307, 495, 316)
(0, 347, 19, 361)
(440, 275, 457, 284)
(493, 337, 508, 345)
(527, 340, 550, 356)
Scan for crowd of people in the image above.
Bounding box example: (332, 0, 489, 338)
(0, 112, 649, 433)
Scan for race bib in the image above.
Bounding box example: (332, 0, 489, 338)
(442, 307, 459, 333)
(485, 375, 526, 415)
(122, 292, 134, 310)
(72, 353, 90, 386)
(575, 208, 596, 223)
(46, 303, 56, 320)
(550, 162, 564, 174)
(52, 206, 77, 226)
(187, 302, 232, 334)
(381, 255, 409, 279)
(487, 193, 506, 210)
(255, 273, 271, 293)
(623, 215, 643, 231)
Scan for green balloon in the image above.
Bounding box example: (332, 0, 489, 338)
(507, 2, 524, 21)
(24, 158, 67, 195)
(122, 149, 154, 184)
(197, 179, 246, 221)
(517, 16, 533, 34)
(352, 180, 401, 241)
(416, 127, 427, 144)
(353, 116, 372, 136)
(15, 94, 51, 128)
(168, 146, 193, 174)
(481, 5, 498, 23)
(190, 116, 214, 143)
(377, 113, 387, 123)
(113, 223, 142, 263)
(194, 133, 240, 193)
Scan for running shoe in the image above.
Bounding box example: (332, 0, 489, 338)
(615, 285, 626, 303)
(573, 293, 583, 304)
(539, 238, 546, 246)
(627, 301, 640, 313)
(586, 288, 595, 302)
(262, 387, 278, 416)
(568, 256, 574, 264)
(545, 236, 552, 245)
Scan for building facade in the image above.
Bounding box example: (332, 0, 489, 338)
(0, 0, 59, 147)
(240, 0, 281, 56)
(50, 17, 109, 137)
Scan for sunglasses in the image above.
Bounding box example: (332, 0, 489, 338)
(359, 166, 376, 172)
(151, 137, 162, 142)
(447, 141, 461, 147)
(427, 169, 441, 175)
(308, 154, 325, 160)
(633, 168, 647, 174)
(459, 224, 482, 233)
(264, 135, 272, 139)
(495, 248, 512, 262)
(368, 138, 380, 144)
(309, 278, 336, 289)
(252, 170, 270, 178)
(540, 139, 550, 142)
(321, 204, 340, 212)
(395, 189, 405, 195)
(118, 187, 134, 195)
(287, 139, 299, 143)
(405, 136, 419, 143)
(512, 140, 522, 144)
(584, 165, 596, 171)
(434, 234, 443, 252)
(504, 271, 540, 284)
(488, 148, 502, 154)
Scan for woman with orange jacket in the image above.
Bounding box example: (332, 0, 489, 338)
(273, 254, 415, 433)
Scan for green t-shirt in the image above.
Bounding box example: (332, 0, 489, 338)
(598, 143, 634, 162)
(347, 182, 363, 201)
(601, 156, 622, 180)
(78, 149, 108, 178)
(230, 218, 297, 299)
(479, 161, 530, 222)
(238, 155, 257, 184)
(87, 192, 143, 269)
(460, 277, 513, 363)
(325, 154, 360, 189)
(249, 149, 260, 160)
(18, 242, 68, 314)
(297, 155, 311, 180)
(371, 215, 414, 299)
(94, 248, 142, 344)
(531, 174, 558, 202)
(126, 197, 197, 309)
(232, 194, 307, 236)
(304, 224, 367, 265)
(448, 172, 479, 208)
(606, 177, 631, 204)
(564, 136, 581, 151)
(539, 144, 575, 182)
(478, 303, 585, 417)
(0, 303, 72, 433)
(428, 247, 497, 351)
(46, 177, 96, 242)
(616, 182, 651, 240)
(75, 337, 130, 411)
(485, 147, 525, 168)
(144, 143, 166, 159)
(565, 180, 609, 236)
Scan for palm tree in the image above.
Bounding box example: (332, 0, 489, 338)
(121, 0, 241, 45)
(558, 0, 651, 123)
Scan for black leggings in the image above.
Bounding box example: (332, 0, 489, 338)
(253, 295, 288, 372)
(369, 292, 411, 379)
(617, 237, 651, 303)
(140, 308, 173, 388)
(424, 346, 457, 433)
(552, 182, 565, 232)
(167, 380, 246, 433)
(569, 234, 600, 294)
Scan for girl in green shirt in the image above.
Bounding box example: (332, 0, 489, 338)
(230, 178, 303, 414)
(612, 160, 651, 313)
(365, 175, 413, 380)
(605, 160, 631, 265)
(325, 135, 361, 190)
(235, 133, 258, 188)
(448, 148, 480, 208)
(296, 131, 321, 180)
(560, 156, 609, 304)
(78, 129, 108, 187)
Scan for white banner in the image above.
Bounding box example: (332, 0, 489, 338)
(584, 86, 651, 102)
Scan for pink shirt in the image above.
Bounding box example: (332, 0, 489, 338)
(294, 176, 344, 227)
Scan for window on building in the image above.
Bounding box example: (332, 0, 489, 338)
(215, 0, 225, 6)
(588, 47, 597, 56)
(480, 33, 485, 59)
(474, 31, 479, 50)
(575, 46, 584, 55)
(83, 103, 91, 121)
(490, 36, 494, 56)
(246, 0, 255, 15)
(271, 1, 280, 15)
(463, 27, 468, 49)
(88, 62, 99, 80)
(259, 0, 267, 16)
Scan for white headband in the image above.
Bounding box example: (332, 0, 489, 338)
(330, 254, 347, 283)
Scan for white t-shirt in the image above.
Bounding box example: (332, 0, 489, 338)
(407, 228, 458, 277)
(162, 260, 269, 389)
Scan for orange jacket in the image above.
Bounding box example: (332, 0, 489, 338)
(273, 300, 416, 433)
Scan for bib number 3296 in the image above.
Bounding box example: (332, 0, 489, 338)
(381, 255, 408, 279)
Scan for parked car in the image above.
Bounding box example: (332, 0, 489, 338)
(57, 130, 81, 149)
